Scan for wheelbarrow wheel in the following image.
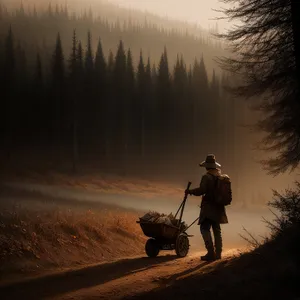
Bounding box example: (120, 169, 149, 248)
(145, 238, 160, 257)
(175, 233, 189, 258)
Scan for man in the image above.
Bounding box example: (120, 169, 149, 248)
(185, 154, 228, 261)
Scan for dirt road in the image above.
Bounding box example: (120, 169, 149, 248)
(0, 250, 239, 300)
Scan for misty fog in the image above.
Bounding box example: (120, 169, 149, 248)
(107, 0, 228, 29)
(3, 0, 226, 29)
(3, 181, 273, 251)
(0, 0, 298, 209)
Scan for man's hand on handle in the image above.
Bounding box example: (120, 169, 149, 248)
(185, 189, 193, 196)
(184, 181, 193, 196)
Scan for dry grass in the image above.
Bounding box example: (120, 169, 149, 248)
(0, 201, 146, 282)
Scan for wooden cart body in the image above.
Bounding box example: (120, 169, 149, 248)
(137, 220, 181, 241)
(137, 182, 193, 257)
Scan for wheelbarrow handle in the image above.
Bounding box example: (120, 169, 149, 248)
(175, 181, 192, 225)
(186, 217, 200, 231)
(175, 181, 192, 218)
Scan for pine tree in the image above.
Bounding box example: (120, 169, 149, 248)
(144, 57, 154, 161)
(107, 49, 114, 75)
(77, 41, 84, 73)
(95, 38, 106, 81)
(199, 55, 209, 95)
(210, 69, 221, 153)
(63, 4, 68, 19)
(3, 26, 15, 147)
(15, 41, 27, 88)
(76, 40, 85, 151)
(82, 30, 97, 148)
(51, 32, 65, 144)
(210, 69, 220, 100)
(0, 4, 3, 21)
(157, 46, 171, 163)
(112, 40, 127, 162)
(48, 3, 53, 18)
(173, 54, 188, 159)
(125, 48, 135, 162)
(33, 5, 38, 18)
(94, 38, 107, 155)
(192, 56, 210, 157)
(114, 40, 126, 87)
(157, 47, 171, 101)
(85, 30, 94, 73)
(126, 49, 135, 90)
(136, 51, 146, 157)
(34, 53, 43, 87)
(137, 51, 145, 89)
(32, 53, 44, 139)
(151, 63, 157, 84)
(146, 58, 152, 82)
(52, 33, 65, 88)
(18, 2, 25, 17)
(104, 49, 115, 158)
(68, 29, 79, 172)
(88, 6, 93, 21)
(69, 30, 77, 78)
(15, 43, 28, 136)
(186, 64, 194, 163)
(55, 4, 60, 18)
(173, 54, 188, 101)
(4, 26, 15, 90)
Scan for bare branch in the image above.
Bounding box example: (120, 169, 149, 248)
(217, 0, 300, 174)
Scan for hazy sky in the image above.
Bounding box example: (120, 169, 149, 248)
(107, 0, 229, 30)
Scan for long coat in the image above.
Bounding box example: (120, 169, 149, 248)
(190, 169, 228, 225)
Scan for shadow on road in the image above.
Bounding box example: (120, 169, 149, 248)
(0, 255, 178, 300)
(124, 260, 213, 300)
(156, 261, 211, 284)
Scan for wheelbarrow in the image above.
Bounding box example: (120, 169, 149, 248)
(137, 181, 198, 258)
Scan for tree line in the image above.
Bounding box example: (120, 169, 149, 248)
(0, 26, 237, 177)
(0, 3, 224, 76)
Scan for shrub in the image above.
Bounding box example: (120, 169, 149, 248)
(265, 182, 300, 237)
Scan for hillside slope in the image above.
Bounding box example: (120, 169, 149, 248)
(0, 186, 146, 283)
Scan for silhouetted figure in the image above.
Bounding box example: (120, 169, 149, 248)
(186, 154, 229, 261)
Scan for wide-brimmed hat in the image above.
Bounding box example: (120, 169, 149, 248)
(199, 154, 221, 168)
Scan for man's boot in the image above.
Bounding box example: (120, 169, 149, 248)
(213, 224, 222, 260)
(200, 231, 216, 261)
(215, 249, 222, 260)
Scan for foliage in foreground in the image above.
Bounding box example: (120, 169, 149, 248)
(267, 181, 300, 235)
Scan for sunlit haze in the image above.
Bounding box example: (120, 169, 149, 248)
(3, 0, 231, 31)
(108, 0, 229, 30)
